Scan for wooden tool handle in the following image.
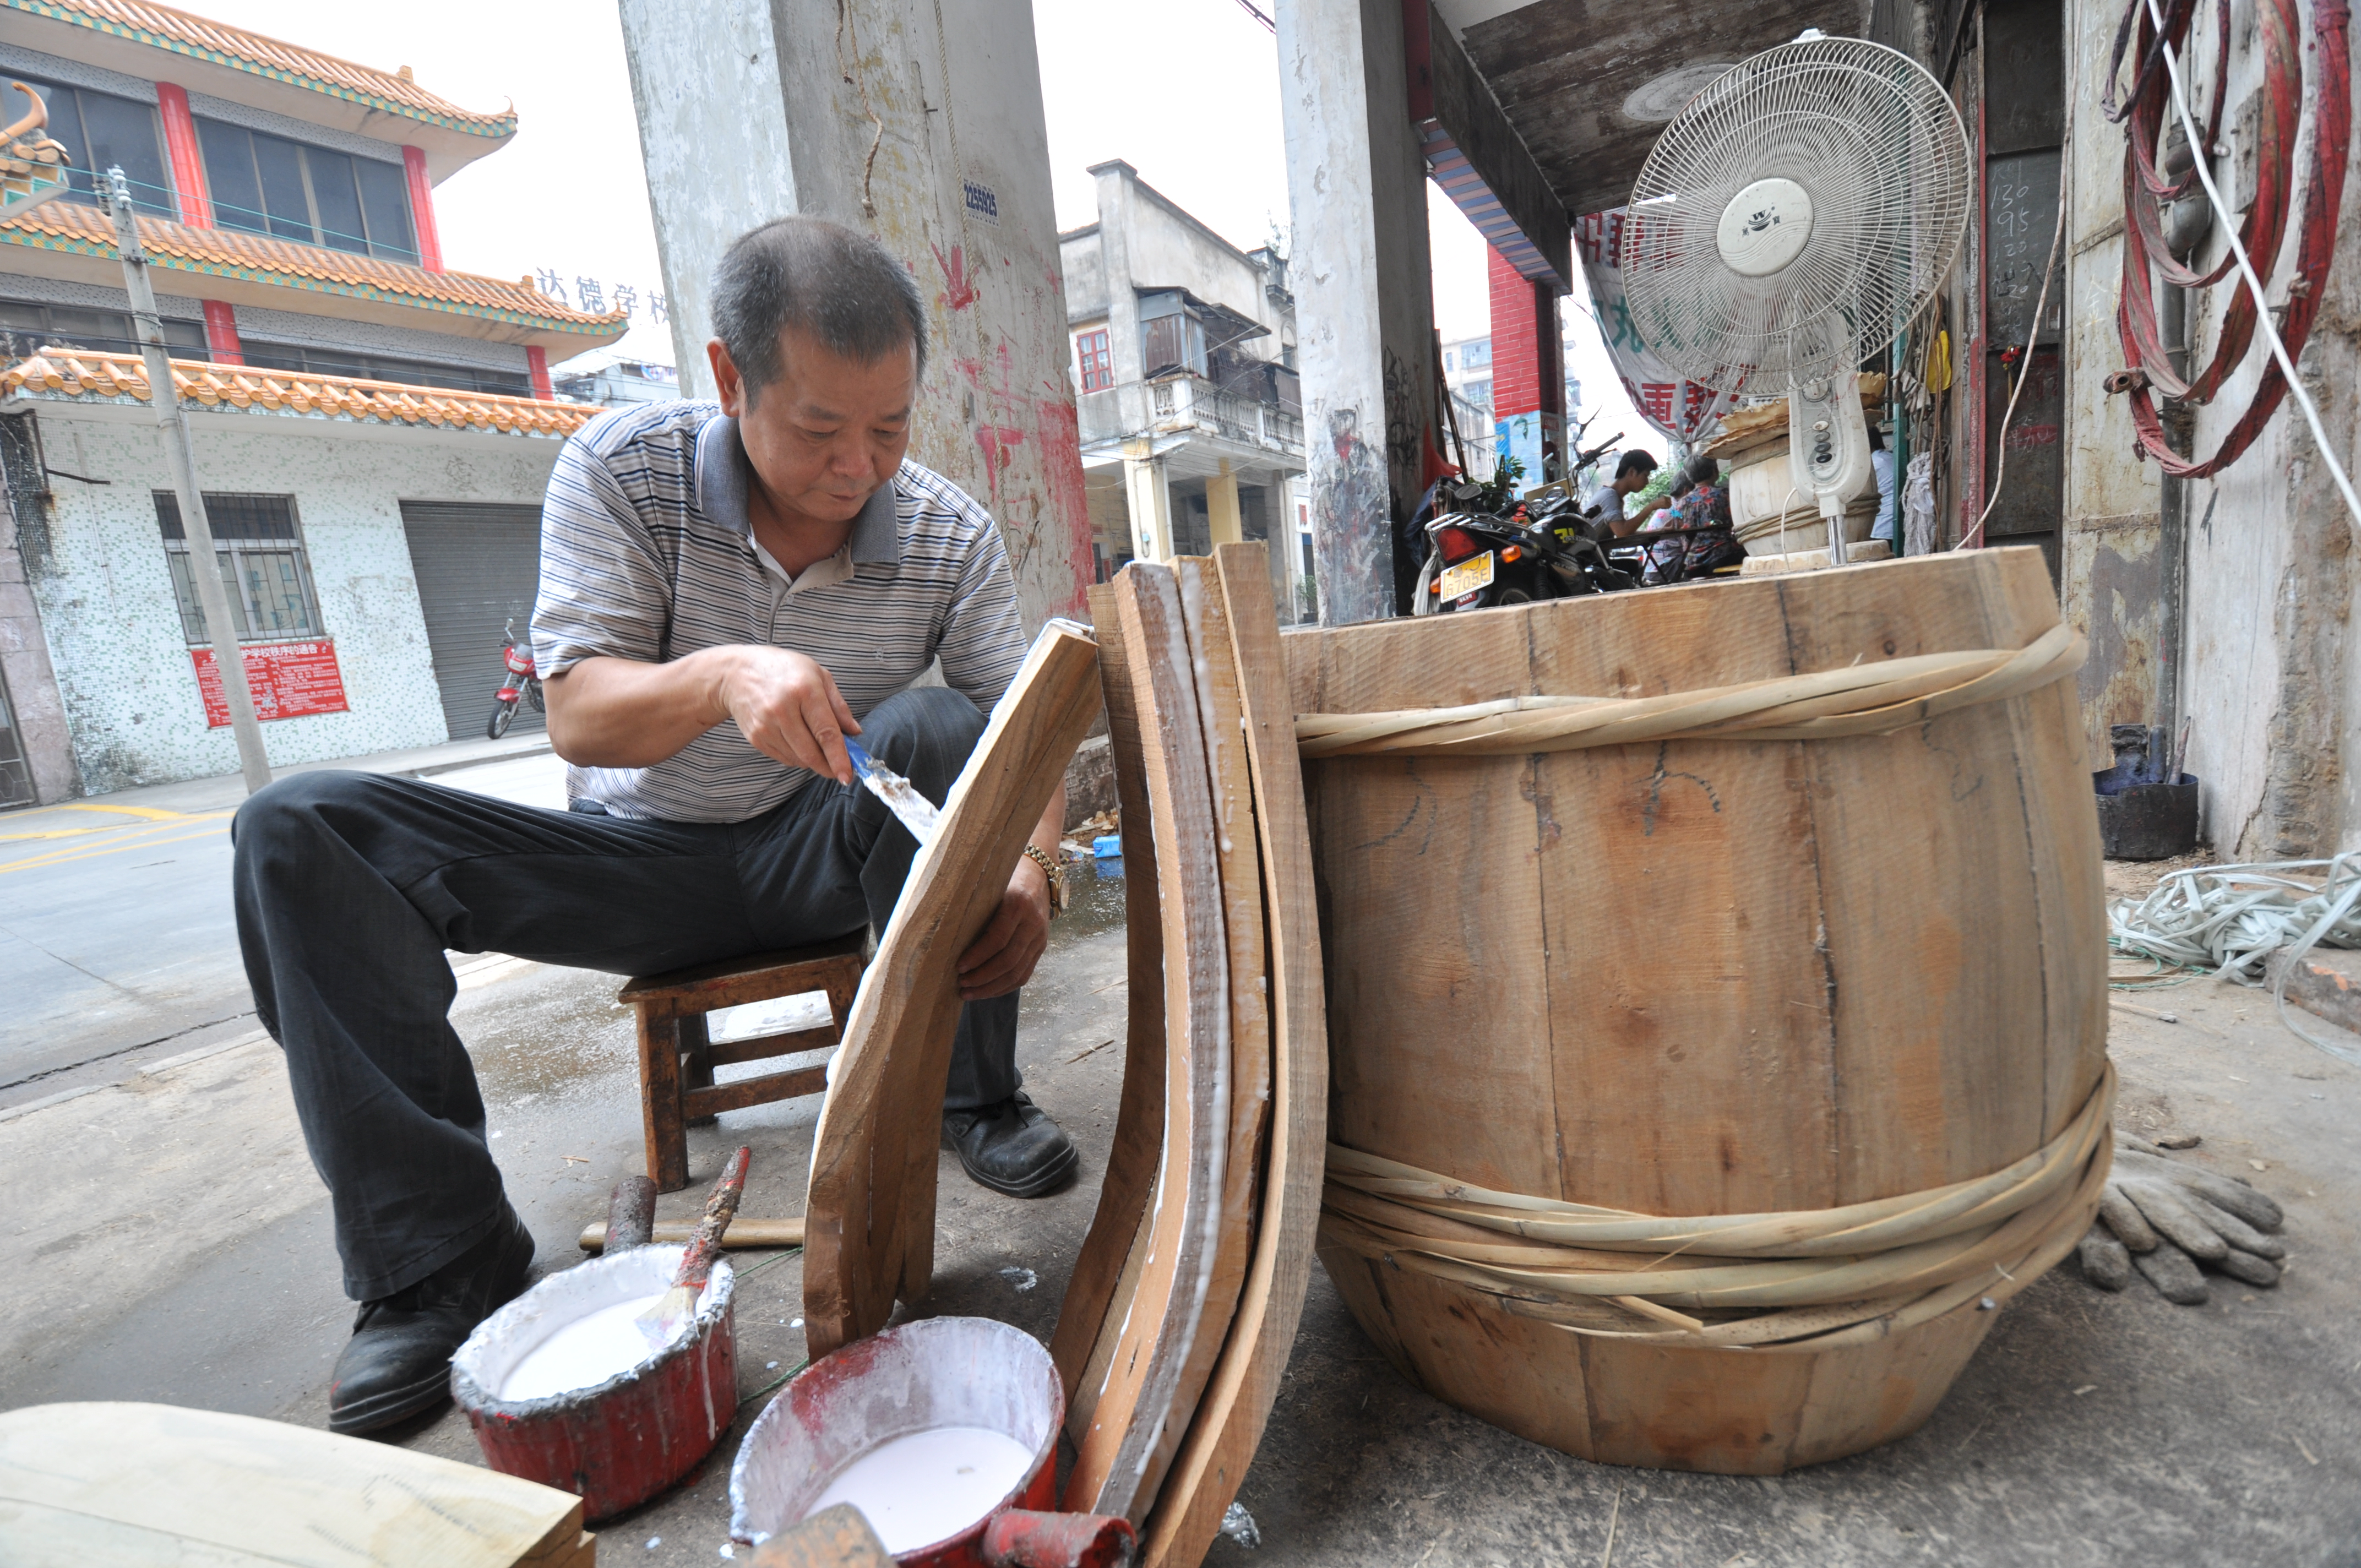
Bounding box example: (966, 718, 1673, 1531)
(672, 1146, 751, 1290)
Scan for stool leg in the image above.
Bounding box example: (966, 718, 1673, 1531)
(637, 1003, 689, 1193)
(681, 1012, 718, 1128)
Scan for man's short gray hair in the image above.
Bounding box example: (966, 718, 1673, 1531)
(711, 216, 928, 398)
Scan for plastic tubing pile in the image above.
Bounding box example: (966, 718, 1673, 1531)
(2109, 852, 2361, 1065)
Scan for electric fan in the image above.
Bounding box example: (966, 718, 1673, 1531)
(1620, 32, 1970, 563)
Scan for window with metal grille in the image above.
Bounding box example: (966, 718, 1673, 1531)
(1, 78, 173, 218)
(194, 118, 418, 263)
(1075, 328, 1112, 393)
(0, 296, 207, 363)
(155, 492, 326, 645)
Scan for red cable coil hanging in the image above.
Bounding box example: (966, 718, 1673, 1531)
(2112, 0, 2353, 479)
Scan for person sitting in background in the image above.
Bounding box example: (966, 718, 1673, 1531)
(1642, 453, 1742, 584)
(1582, 449, 1669, 539)
(1869, 425, 1898, 546)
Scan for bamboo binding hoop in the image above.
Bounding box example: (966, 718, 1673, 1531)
(1320, 1064, 2113, 1352)
(1294, 623, 2086, 758)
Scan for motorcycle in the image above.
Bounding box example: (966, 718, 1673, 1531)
(487, 617, 543, 739)
(1413, 434, 1637, 614)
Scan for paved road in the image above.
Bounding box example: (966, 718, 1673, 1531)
(0, 739, 563, 1102)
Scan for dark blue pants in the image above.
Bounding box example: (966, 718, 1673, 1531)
(232, 686, 1018, 1300)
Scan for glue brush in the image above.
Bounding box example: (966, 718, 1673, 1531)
(637, 1144, 750, 1344)
(844, 734, 942, 846)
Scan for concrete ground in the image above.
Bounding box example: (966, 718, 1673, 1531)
(3, 780, 2357, 1564)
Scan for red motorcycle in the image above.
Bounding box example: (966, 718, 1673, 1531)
(487, 617, 542, 739)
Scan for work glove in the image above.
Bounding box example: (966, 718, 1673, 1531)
(2076, 1132, 2286, 1305)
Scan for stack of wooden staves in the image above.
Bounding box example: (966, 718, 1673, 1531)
(802, 542, 1324, 1568)
(1046, 543, 1326, 1565)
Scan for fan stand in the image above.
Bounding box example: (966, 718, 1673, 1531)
(1787, 372, 1874, 567)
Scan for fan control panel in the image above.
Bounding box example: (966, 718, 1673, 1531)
(1788, 374, 1874, 558)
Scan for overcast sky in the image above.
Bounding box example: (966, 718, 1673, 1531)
(179, 0, 1650, 454)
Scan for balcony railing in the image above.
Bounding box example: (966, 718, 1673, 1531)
(1077, 373, 1304, 456)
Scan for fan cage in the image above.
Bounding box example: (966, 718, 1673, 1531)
(1621, 36, 1971, 393)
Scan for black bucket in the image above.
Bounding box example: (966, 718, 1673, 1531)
(2093, 723, 2199, 861)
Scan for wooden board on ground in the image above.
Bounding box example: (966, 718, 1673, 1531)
(1053, 585, 1169, 1424)
(803, 625, 1103, 1357)
(1131, 556, 1271, 1516)
(0, 1401, 589, 1567)
(1064, 564, 1230, 1523)
(1140, 542, 1331, 1567)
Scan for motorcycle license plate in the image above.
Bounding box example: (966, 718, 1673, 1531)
(1436, 551, 1494, 602)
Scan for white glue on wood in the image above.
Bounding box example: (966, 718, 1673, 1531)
(803, 1425, 1034, 1553)
(499, 1292, 689, 1402)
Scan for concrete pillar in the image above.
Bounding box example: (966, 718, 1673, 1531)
(1123, 442, 1172, 562)
(0, 423, 83, 803)
(1279, 0, 1439, 625)
(1207, 460, 1242, 545)
(619, 0, 1091, 628)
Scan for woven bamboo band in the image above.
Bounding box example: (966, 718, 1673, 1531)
(1318, 1062, 2114, 1352)
(1294, 623, 2086, 759)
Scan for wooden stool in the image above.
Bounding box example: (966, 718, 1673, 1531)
(619, 932, 870, 1192)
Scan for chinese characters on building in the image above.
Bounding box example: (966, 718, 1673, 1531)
(534, 269, 667, 324)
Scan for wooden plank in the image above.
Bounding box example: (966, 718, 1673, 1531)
(703, 1023, 840, 1069)
(680, 1064, 830, 1119)
(1052, 584, 1168, 1418)
(802, 626, 1105, 1357)
(748, 1502, 895, 1567)
(635, 1004, 688, 1193)
(618, 934, 869, 1008)
(0, 1401, 584, 1567)
(1063, 564, 1228, 1522)
(1130, 557, 1271, 1516)
(1140, 541, 1331, 1567)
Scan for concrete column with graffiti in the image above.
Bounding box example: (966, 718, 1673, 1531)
(619, 0, 1091, 630)
(1279, 0, 1438, 626)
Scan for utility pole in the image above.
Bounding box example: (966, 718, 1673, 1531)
(106, 167, 271, 794)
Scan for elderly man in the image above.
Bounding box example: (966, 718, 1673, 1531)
(233, 217, 1075, 1435)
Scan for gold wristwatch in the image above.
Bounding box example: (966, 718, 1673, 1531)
(1022, 843, 1067, 916)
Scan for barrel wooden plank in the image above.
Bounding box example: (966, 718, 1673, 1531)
(1986, 548, 2112, 1139)
(803, 625, 1104, 1357)
(1140, 542, 1331, 1568)
(1064, 564, 1229, 1522)
(1522, 582, 1842, 1216)
(1289, 606, 1563, 1197)
(1769, 550, 2053, 1197)
(1131, 556, 1271, 1515)
(1053, 583, 1169, 1419)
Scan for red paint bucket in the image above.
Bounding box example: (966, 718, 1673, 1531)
(731, 1317, 1128, 1567)
(451, 1244, 736, 1522)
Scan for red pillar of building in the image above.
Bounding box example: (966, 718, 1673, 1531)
(202, 301, 243, 366)
(1486, 246, 1566, 482)
(526, 345, 553, 400)
(401, 146, 445, 273)
(154, 83, 210, 228)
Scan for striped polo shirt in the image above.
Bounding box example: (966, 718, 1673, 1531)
(532, 399, 1026, 822)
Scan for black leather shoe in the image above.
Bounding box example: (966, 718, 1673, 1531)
(328, 1205, 535, 1435)
(943, 1092, 1079, 1197)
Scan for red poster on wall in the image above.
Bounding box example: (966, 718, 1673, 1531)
(191, 639, 351, 727)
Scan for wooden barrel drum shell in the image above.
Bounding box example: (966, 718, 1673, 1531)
(1282, 548, 2106, 1475)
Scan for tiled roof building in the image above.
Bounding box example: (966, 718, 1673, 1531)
(0, 0, 637, 804)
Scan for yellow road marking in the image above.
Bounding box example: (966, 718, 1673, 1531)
(0, 802, 220, 840)
(0, 824, 230, 876)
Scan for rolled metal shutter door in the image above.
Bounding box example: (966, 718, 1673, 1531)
(398, 500, 545, 742)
